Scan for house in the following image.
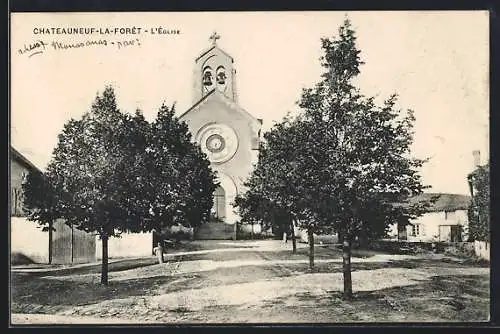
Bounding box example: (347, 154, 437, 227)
(10, 146, 96, 264)
(388, 193, 471, 242)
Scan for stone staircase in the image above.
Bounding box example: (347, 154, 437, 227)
(194, 222, 235, 240)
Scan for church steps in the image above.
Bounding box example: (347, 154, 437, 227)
(194, 222, 235, 240)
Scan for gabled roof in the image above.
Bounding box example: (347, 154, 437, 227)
(179, 89, 261, 127)
(10, 146, 42, 173)
(195, 45, 234, 63)
(179, 89, 217, 119)
(407, 192, 471, 212)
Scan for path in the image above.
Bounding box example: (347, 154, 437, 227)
(11, 240, 490, 324)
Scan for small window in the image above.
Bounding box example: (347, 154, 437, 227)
(411, 224, 424, 237)
(412, 225, 419, 236)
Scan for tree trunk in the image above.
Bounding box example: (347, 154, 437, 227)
(308, 227, 314, 270)
(48, 220, 53, 264)
(290, 220, 297, 254)
(338, 230, 344, 245)
(342, 234, 353, 299)
(101, 234, 109, 285)
(71, 223, 74, 263)
(359, 229, 369, 249)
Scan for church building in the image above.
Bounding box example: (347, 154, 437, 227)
(179, 32, 262, 239)
(98, 32, 263, 256)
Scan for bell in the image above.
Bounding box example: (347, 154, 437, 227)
(203, 72, 213, 86)
(217, 72, 226, 84)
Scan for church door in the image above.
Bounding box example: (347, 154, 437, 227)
(211, 186, 226, 222)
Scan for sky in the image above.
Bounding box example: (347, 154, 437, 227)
(11, 11, 489, 195)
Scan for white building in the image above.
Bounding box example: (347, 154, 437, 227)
(388, 193, 471, 242)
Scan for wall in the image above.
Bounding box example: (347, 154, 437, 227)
(240, 223, 262, 234)
(10, 157, 95, 264)
(11, 217, 49, 263)
(11, 218, 96, 264)
(10, 158, 50, 263)
(183, 95, 260, 181)
(96, 232, 153, 259)
(182, 92, 261, 225)
(408, 211, 443, 242)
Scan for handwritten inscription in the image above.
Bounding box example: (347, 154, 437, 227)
(18, 38, 142, 57)
(116, 38, 140, 49)
(18, 40, 47, 57)
(51, 39, 109, 50)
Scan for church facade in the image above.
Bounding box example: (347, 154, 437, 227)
(179, 32, 262, 239)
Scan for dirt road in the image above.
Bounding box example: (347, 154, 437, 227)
(11, 240, 490, 324)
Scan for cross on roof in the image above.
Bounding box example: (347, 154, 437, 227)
(209, 31, 220, 45)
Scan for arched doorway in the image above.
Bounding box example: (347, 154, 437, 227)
(215, 172, 238, 225)
(195, 173, 239, 239)
(211, 186, 226, 221)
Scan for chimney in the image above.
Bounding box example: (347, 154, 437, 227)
(473, 150, 481, 169)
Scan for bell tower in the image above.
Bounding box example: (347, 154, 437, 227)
(181, 31, 262, 239)
(192, 32, 238, 104)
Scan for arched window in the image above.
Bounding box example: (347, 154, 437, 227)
(216, 66, 226, 85)
(202, 66, 214, 89)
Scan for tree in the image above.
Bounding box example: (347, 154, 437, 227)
(147, 104, 217, 232)
(23, 86, 216, 284)
(40, 86, 149, 284)
(236, 19, 429, 299)
(22, 169, 60, 264)
(234, 185, 297, 251)
(234, 116, 319, 260)
(468, 163, 490, 242)
(296, 19, 429, 298)
(23, 170, 58, 231)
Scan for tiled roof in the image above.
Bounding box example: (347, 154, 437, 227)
(408, 192, 471, 212)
